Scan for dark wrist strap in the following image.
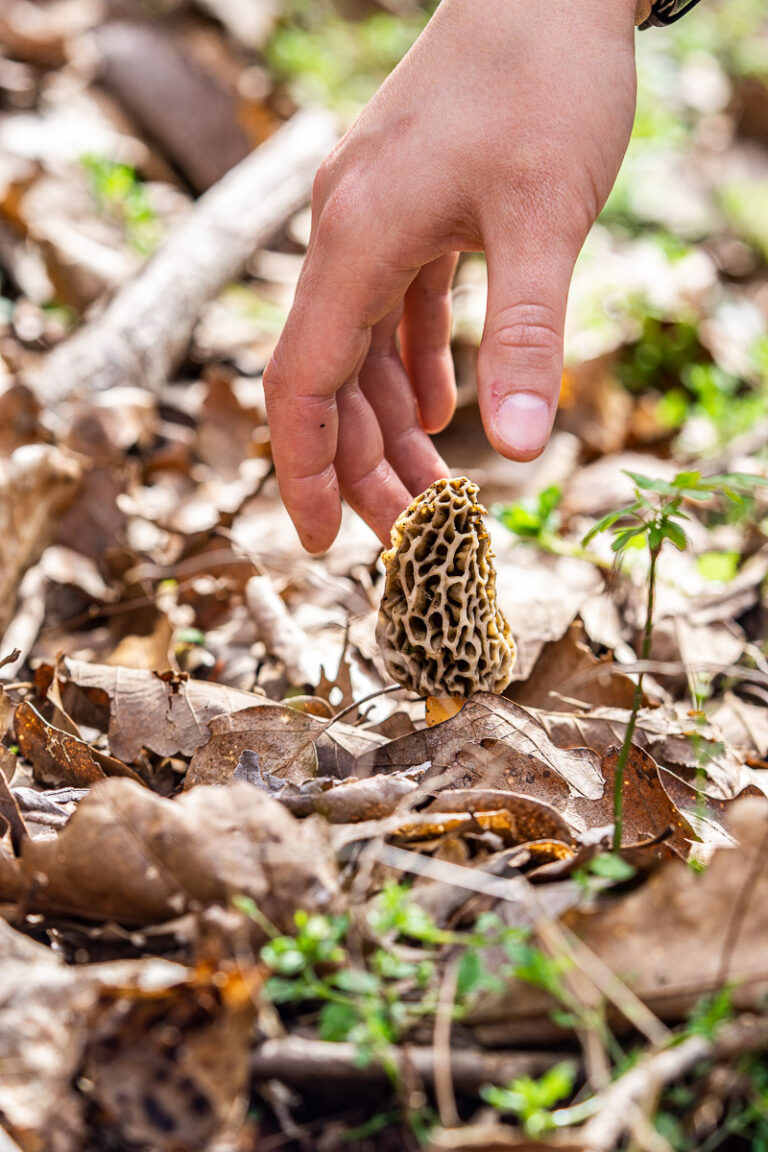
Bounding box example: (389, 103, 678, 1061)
(639, 0, 704, 29)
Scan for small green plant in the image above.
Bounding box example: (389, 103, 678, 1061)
(81, 155, 159, 254)
(492, 486, 608, 566)
(481, 1062, 577, 1137)
(266, 0, 432, 110)
(236, 886, 578, 1073)
(573, 852, 637, 899)
(583, 469, 768, 852)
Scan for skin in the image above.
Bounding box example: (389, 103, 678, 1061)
(264, 0, 639, 553)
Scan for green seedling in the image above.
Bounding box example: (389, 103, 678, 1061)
(81, 154, 159, 254)
(481, 1062, 577, 1137)
(492, 485, 609, 567)
(583, 468, 768, 852)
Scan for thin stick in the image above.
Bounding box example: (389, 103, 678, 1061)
(433, 958, 460, 1127)
(573, 1014, 768, 1152)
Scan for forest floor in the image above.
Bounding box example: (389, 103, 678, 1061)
(1, 1, 768, 1150)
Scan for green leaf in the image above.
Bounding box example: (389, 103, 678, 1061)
(611, 526, 648, 552)
(455, 949, 503, 1001)
(587, 854, 637, 882)
(623, 471, 677, 495)
(260, 941, 307, 976)
(481, 1062, 577, 1135)
(319, 1000, 360, 1042)
(264, 975, 308, 1003)
(696, 550, 739, 582)
(331, 968, 381, 995)
(661, 521, 688, 551)
(582, 505, 640, 546)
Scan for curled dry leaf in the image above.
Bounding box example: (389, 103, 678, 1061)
(376, 477, 515, 697)
(14, 700, 143, 789)
(274, 771, 421, 823)
(8, 779, 338, 927)
(421, 789, 575, 846)
(57, 657, 268, 761)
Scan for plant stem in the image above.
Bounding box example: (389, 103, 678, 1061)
(612, 545, 659, 852)
(539, 532, 614, 570)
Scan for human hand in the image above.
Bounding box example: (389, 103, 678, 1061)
(264, 0, 638, 553)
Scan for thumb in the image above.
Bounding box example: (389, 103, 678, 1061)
(476, 239, 575, 461)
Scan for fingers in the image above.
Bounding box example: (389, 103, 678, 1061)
(334, 379, 413, 545)
(359, 308, 450, 498)
(263, 219, 414, 553)
(399, 253, 459, 433)
(476, 235, 576, 462)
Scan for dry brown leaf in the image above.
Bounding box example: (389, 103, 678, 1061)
(186, 703, 387, 788)
(569, 744, 696, 857)
(58, 658, 268, 761)
(15, 699, 106, 788)
(359, 693, 604, 801)
(494, 550, 603, 681)
(0, 916, 254, 1152)
(711, 693, 768, 759)
(18, 778, 338, 927)
(471, 797, 768, 1039)
(82, 963, 259, 1151)
(538, 705, 747, 798)
(508, 621, 637, 713)
(14, 700, 144, 790)
(0, 445, 81, 635)
(186, 703, 319, 786)
(422, 789, 574, 846)
(558, 353, 633, 457)
(277, 772, 421, 822)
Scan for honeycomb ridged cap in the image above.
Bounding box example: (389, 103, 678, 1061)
(376, 476, 516, 697)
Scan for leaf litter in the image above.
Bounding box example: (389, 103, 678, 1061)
(1, 2, 768, 1150)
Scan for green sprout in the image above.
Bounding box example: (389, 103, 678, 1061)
(583, 469, 768, 852)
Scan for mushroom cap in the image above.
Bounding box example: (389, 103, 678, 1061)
(376, 476, 516, 697)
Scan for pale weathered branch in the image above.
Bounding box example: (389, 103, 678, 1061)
(577, 1014, 768, 1152)
(28, 109, 337, 405)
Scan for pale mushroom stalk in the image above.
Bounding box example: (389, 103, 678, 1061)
(376, 477, 516, 722)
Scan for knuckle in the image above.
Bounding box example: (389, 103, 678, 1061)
(488, 303, 562, 364)
(313, 180, 359, 250)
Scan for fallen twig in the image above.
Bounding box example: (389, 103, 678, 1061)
(251, 1037, 559, 1090)
(29, 109, 337, 405)
(574, 1013, 768, 1152)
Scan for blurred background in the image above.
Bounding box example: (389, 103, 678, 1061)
(2, 0, 768, 477)
(1, 0, 768, 690)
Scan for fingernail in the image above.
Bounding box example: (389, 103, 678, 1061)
(493, 392, 551, 455)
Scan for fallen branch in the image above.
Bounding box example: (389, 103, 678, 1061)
(251, 1037, 559, 1091)
(576, 1013, 768, 1152)
(28, 109, 337, 405)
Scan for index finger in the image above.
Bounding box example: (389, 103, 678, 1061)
(263, 230, 416, 553)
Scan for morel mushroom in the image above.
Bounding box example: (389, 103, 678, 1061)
(376, 476, 516, 698)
